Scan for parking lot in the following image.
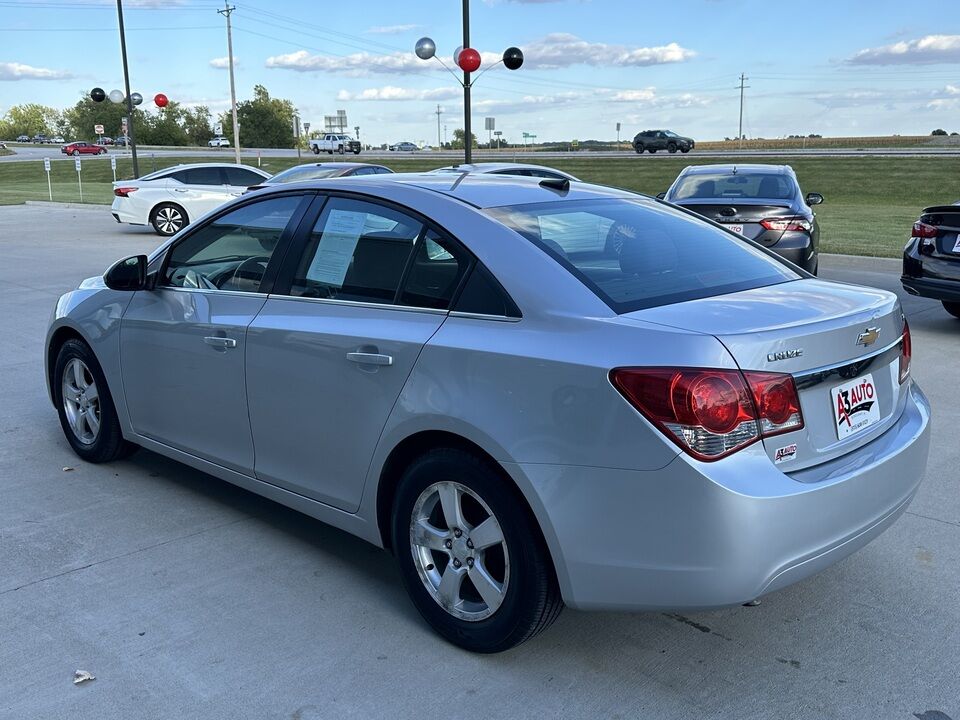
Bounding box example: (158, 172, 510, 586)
(1, 203, 958, 719)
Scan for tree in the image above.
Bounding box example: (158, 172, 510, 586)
(451, 128, 477, 149)
(932, 128, 948, 136)
(64, 94, 128, 140)
(220, 84, 295, 148)
(0, 103, 61, 138)
(137, 101, 189, 146)
(182, 106, 213, 146)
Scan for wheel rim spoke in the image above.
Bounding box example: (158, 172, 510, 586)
(84, 407, 100, 436)
(436, 564, 466, 609)
(411, 518, 449, 552)
(83, 384, 98, 402)
(437, 482, 465, 531)
(469, 561, 505, 612)
(72, 359, 85, 389)
(469, 516, 503, 551)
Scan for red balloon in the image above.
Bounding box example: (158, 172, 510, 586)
(154, 93, 169, 108)
(458, 47, 481, 73)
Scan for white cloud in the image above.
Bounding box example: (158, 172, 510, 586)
(367, 24, 420, 34)
(847, 34, 960, 65)
(209, 56, 237, 69)
(266, 49, 424, 76)
(0, 62, 73, 81)
(336, 86, 461, 101)
(522, 33, 695, 69)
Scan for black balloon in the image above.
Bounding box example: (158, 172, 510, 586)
(503, 47, 523, 70)
(90, 87, 106, 102)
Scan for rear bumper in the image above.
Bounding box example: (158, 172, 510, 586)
(902, 241, 960, 301)
(514, 381, 930, 611)
(766, 231, 817, 272)
(110, 198, 144, 226)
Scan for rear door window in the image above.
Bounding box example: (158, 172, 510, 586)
(224, 166, 267, 187)
(486, 198, 799, 313)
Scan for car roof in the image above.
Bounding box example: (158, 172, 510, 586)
(264, 172, 638, 209)
(283, 162, 382, 169)
(680, 164, 792, 176)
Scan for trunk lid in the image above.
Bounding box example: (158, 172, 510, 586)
(920, 204, 960, 260)
(622, 278, 908, 472)
(675, 200, 800, 245)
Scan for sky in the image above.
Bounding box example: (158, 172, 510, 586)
(1, 0, 959, 145)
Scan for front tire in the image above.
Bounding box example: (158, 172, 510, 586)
(54, 339, 136, 463)
(681, 147, 690, 153)
(353, 149, 361, 155)
(943, 301, 960, 319)
(668, 143, 677, 154)
(151, 203, 187, 236)
(391, 448, 562, 653)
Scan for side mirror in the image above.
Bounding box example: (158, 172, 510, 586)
(806, 192, 824, 206)
(104, 254, 147, 291)
(656, 192, 666, 200)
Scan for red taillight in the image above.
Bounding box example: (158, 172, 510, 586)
(911, 222, 938, 239)
(899, 318, 911, 384)
(610, 367, 804, 461)
(760, 218, 812, 233)
(114, 187, 138, 197)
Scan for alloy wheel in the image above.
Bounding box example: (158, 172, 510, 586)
(409, 481, 510, 621)
(61, 358, 101, 445)
(155, 206, 183, 234)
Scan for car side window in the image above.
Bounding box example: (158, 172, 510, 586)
(163, 195, 302, 293)
(454, 264, 520, 318)
(224, 167, 265, 186)
(172, 167, 224, 185)
(351, 166, 378, 176)
(398, 229, 471, 310)
(288, 197, 422, 303)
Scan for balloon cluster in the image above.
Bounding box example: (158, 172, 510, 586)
(415, 37, 523, 73)
(90, 87, 168, 107)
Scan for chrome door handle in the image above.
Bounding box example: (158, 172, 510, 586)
(346, 352, 393, 366)
(173, 188, 188, 193)
(203, 336, 237, 348)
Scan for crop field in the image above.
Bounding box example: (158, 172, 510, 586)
(1, 153, 957, 258)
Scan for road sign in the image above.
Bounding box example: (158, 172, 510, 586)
(43, 157, 51, 172)
(110, 155, 116, 171)
(43, 157, 52, 201)
(484, 117, 495, 131)
(214, 123, 223, 135)
(74, 157, 81, 172)
(121, 116, 128, 134)
(75, 156, 83, 202)
(94, 124, 104, 135)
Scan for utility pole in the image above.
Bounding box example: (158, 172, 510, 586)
(219, 2, 241, 164)
(435, 104, 443, 149)
(116, 0, 139, 178)
(462, 0, 472, 163)
(737, 73, 750, 151)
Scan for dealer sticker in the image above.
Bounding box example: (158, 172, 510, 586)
(774, 443, 798, 463)
(952, 236, 960, 253)
(831, 373, 881, 440)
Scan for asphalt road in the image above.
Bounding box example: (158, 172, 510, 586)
(1, 204, 958, 720)
(3, 143, 960, 164)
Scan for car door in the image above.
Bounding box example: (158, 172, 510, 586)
(120, 193, 310, 473)
(168, 166, 233, 219)
(245, 195, 472, 511)
(223, 166, 268, 196)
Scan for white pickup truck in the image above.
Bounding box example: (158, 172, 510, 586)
(309, 133, 361, 155)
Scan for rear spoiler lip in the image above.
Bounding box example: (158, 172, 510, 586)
(920, 204, 960, 214)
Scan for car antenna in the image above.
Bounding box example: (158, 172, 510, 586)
(732, 165, 738, 175)
(539, 177, 570, 193)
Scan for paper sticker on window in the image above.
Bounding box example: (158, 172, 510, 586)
(306, 209, 367, 287)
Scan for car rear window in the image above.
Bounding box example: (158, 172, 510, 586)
(268, 166, 341, 183)
(486, 198, 799, 313)
(671, 172, 795, 201)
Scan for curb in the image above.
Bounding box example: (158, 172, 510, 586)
(23, 201, 106, 210)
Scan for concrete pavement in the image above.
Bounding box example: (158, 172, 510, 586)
(0, 204, 957, 720)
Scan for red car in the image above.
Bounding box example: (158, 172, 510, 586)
(61, 142, 107, 156)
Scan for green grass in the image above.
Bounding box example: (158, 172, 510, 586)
(1, 154, 957, 258)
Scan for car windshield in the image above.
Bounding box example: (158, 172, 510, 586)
(671, 172, 796, 201)
(266, 166, 342, 183)
(486, 198, 799, 313)
(664, 131, 678, 138)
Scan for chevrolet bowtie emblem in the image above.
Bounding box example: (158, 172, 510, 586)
(857, 327, 881, 347)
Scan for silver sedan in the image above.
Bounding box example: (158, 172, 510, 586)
(46, 174, 931, 652)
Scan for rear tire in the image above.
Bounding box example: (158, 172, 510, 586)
(634, 143, 644, 154)
(312, 145, 320, 155)
(151, 203, 187, 236)
(54, 339, 137, 463)
(337, 145, 345, 155)
(943, 301, 960, 319)
(72, 150, 80, 156)
(391, 448, 563, 653)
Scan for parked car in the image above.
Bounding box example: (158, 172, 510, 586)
(49, 135, 66, 144)
(32, 134, 46, 144)
(661, 164, 822, 274)
(16, 134, 30, 143)
(246, 162, 393, 191)
(309, 134, 361, 155)
(115, 135, 131, 147)
(110, 162, 271, 235)
(633, 129, 695, 154)
(208, 136, 230, 148)
(48, 173, 929, 652)
(96, 137, 114, 146)
(902, 201, 960, 319)
(61, 141, 107, 156)
(429, 162, 579, 181)
(389, 141, 419, 152)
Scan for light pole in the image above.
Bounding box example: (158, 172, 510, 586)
(415, 1, 523, 164)
(115, 0, 139, 177)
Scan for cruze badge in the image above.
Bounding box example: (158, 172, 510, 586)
(767, 348, 803, 362)
(856, 327, 881, 347)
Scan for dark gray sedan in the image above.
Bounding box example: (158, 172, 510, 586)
(247, 162, 393, 192)
(662, 164, 823, 274)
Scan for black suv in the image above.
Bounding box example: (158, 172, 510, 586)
(633, 129, 694, 154)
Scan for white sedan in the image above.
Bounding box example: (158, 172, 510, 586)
(111, 163, 271, 235)
(208, 136, 230, 147)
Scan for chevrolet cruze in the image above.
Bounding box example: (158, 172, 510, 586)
(47, 173, 930, 652)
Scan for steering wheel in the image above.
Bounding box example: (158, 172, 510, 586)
(179, 268, 219, 290)
(604, 221, 639, 257)
(220, 255, 270, 291)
